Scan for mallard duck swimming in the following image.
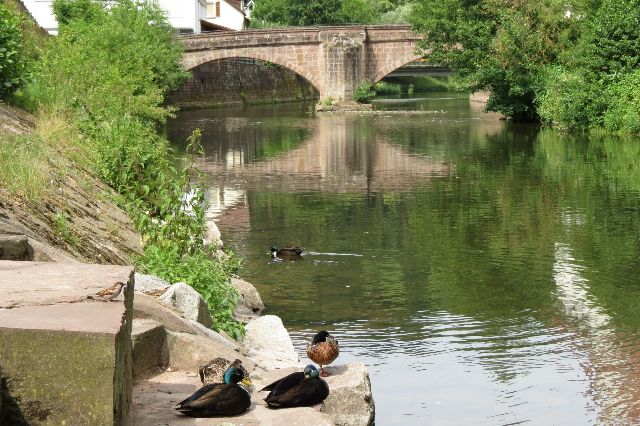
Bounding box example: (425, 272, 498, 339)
(306, 330, 340, 377)
(261, 365, 329, 408)
(270, 246, 304, 259)
(174, 365, 252, 417)
(199, 358, 244, 386)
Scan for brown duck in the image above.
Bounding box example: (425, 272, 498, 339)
(306, 330, 339, 377)
(199, 358, 244, 385)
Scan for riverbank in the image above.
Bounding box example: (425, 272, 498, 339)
(0, 104, 374, 425)
(0, 102, 141, 264)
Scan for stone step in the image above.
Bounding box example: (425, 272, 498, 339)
(0, 261, 134, 425)
(132, 318, 169, 377)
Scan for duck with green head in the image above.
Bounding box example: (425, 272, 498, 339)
(174, 364, 253, 417)
(261, 365, 329, 408)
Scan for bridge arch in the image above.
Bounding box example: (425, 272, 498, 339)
(185, 50, 323, 96)
(372, 53, 425, 84)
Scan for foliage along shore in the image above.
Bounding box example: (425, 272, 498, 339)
(251, 0, 640, 133)
(0, 0, 243, 338)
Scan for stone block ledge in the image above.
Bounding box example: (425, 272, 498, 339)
(0, 261, 134, 425)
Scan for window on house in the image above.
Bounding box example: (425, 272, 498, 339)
(206, 1, 221, 18)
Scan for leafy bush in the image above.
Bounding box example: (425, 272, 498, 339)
(374, 81, 402, 96)
(0, 3, 26, 99)
(538, 66, 605, 130)
(411, 0, 578, 121)
(52, 0, 103, 26)
(33, 0, 186, 122)
(537, 0, 640, 132)
(139, 244, 243, 338)
(573, 0, 640, 81)
(25, 0, 244, 337)
(353, 81, 376, 103)
(603, 70, 640, 134)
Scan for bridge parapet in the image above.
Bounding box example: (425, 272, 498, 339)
(179, 25, 423, 101)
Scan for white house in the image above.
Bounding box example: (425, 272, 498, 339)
(20, 0, 248, 35)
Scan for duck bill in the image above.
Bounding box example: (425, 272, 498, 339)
(241, 377, 253, 387)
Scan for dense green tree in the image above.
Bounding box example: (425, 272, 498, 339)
(341, 0, 379, 24)
(0, 2, 26, 99)
(52, 0, 103, 26)
(539, 0, 640, 133)
(292, 0, 343, 25)
(249, 0, 291, 27)
(250, 0, 414, 27)
(411, 0, 578, 121)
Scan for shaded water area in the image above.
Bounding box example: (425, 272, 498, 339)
(167, 94, 640, 425)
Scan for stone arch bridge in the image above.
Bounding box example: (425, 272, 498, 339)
(179, 25, 423, 101)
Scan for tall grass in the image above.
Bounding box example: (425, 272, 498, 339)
(373, 81, 402, 96)
(0, 132, 49, 200)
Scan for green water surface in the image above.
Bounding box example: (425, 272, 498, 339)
(168, 94, 640, 425)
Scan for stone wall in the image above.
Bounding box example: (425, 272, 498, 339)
(168, 58, 319, 109)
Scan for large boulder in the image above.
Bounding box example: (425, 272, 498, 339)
(134, 273, 170, 296)
(231, 277, 264, 323)
(203, 220, 223, 249)
(242, 315, 300, 369)
(322, 362, 375, 426)
(159, 282, 213, 328)
(0, 235, 33, 261)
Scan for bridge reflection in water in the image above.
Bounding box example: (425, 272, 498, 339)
(199, 114, 453, 195)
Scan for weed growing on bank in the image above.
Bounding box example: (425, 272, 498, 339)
(19, 0, 243, 337)
(353, 81, 376, 103)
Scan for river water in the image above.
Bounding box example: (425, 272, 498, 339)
(167, 94, 640, 425)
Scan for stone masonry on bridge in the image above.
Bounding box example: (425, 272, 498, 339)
(179, 25, 423, 101)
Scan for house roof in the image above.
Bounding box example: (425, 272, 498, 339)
(200, 19, 236, 32)
(226, 0, 244, 13)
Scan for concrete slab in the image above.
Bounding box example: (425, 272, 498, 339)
(0, 261, 134, 425)
(0, 260, 133, 308)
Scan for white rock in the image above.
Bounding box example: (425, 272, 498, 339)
(159, 282, 213, 328)
(230, 277, 264, 323)
(322, 363, 375, 426)
(204, 220, 223, 249)
(242, 315, 300, 369)
(134, 273, 169, 294)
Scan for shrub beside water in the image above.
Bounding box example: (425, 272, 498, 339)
(20, 0, 244, 338)
(373, 81, 401, 96)
(353, 81, 376, 103)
